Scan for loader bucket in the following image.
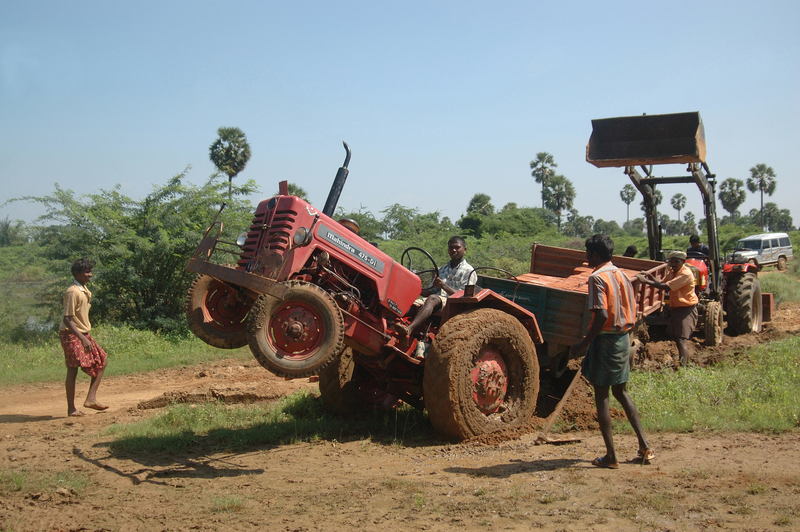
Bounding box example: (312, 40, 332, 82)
(586, 112, 706, 168)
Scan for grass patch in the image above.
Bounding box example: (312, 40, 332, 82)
(760, 271, 800, 303)
(103, 390, 435, 454)
(623, 335, 800, 432)
(211, 493, 246, 513)
(0, 468, 91, 495)
(0, 324, 253, 387)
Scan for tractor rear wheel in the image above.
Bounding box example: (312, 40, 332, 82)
(704, 301, 724, 347)
(423, 308, 539, 441)
(726, 273, 763, 335)
(185, 267, 250, 349)
(318, 347, 363, 414)
(246, 281, 344, 378)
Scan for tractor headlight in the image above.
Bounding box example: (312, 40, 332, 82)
(236, 232, 248, 248)
(293, 227, 309, 245)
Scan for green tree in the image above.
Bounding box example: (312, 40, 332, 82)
(746, 163, 777, 229)
(542, 175, 575, 233)
(759, 202, 794, 232)
(683, 212, 696, 235)
(640, 189, 663, 214)
(623, 218, 645, 235)
(593, 219, 621, 235)
(380, 204, 444, 240)
(335, 206, 383, 242)
(466, 193, 495, 216)
(562, 209, 594, 238)
(530, 152, 557, 209)
(620, 184, 637, 226)
(670, 193, 686, 221)
(719, 178, 747, 224)
(22, 171, 258, 332)
(282, 183, 310, 202)
(0, 216, 27, 247)
(209, 127, 252, 199)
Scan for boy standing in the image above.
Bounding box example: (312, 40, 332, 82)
(59, 258, 109, 417)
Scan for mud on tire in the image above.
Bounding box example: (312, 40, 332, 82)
(185, 266, 250, 349)
(318, 347, 363, 414)
(423, 308, 539, 441)
(726, 273, 762, 335)
(704, 300, 724, 347)
(246, 281, 344, 378)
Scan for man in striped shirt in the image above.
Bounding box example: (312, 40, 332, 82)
(570, 234, 652, 469)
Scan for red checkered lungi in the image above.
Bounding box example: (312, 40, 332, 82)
(59, 330, 107, 377)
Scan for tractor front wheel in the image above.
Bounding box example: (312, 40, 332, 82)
(726, 273, 763, 335)
(185, 267, 250, 349)
(704, 301, 724, 347)
(423, 308, 539, 441)
(246, 281, 344, 378)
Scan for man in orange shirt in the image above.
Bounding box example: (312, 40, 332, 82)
(570, 234, 652, 469)
(637, 250, 699, 366)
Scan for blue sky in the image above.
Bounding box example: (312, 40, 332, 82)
(2, 1, 799, 233)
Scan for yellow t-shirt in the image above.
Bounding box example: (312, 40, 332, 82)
(59, 282, 92, 334)
(664, 265, 699, 308)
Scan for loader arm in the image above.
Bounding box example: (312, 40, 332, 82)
(587, 112, 722, 298)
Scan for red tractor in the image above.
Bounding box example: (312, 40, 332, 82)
(185, 143, 543, 440)
(587, 112, 764, 345)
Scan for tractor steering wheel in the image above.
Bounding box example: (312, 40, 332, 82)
(400, 247, 439, 291)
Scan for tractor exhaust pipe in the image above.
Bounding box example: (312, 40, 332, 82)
(586, 112, 706, 168)
(322, 141, 351, 217)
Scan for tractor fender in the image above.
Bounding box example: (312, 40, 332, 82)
(439, 288, 544, 345)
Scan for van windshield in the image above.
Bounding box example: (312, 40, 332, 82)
(737, 240, 762, 250)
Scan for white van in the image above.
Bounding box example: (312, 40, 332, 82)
(730, 233, 793, 270)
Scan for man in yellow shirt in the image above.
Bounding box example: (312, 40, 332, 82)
(637, 250, 699, 366)
(59, 259, 109, 417)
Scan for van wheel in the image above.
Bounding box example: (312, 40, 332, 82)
(777, 256, 787, 271)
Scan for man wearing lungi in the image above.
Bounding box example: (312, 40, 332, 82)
(59, 258, 109, 417)
(570, 235, 653, 469)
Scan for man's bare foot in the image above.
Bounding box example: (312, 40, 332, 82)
(68, 410, 84, 417)
(83, 402, 109, 411)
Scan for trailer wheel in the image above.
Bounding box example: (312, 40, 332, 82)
(726, 273, 763, 335)
(247, 281, 344, 378)
(776, 256, 787, 271)
(318, 348, 363, 414)
(704, 301, 724, 347)
(185, 266, 250, 349)
(423, 308, 539, 441)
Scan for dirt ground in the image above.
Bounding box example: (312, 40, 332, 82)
(1, 303, 799, 531)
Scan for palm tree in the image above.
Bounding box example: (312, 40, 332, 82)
(530, 152, 557, 209)
(639, 189, 663, 214)
(670, 193, 686, 221)
(746, 163, 777, 229)
(543, 175, 575, 232)
(719, 178, 747, 224)
(209, 127, 252, 199)
(466, 193, 495, 216)
(620, 184, 637, 226)
(283, 183, 310, 202)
